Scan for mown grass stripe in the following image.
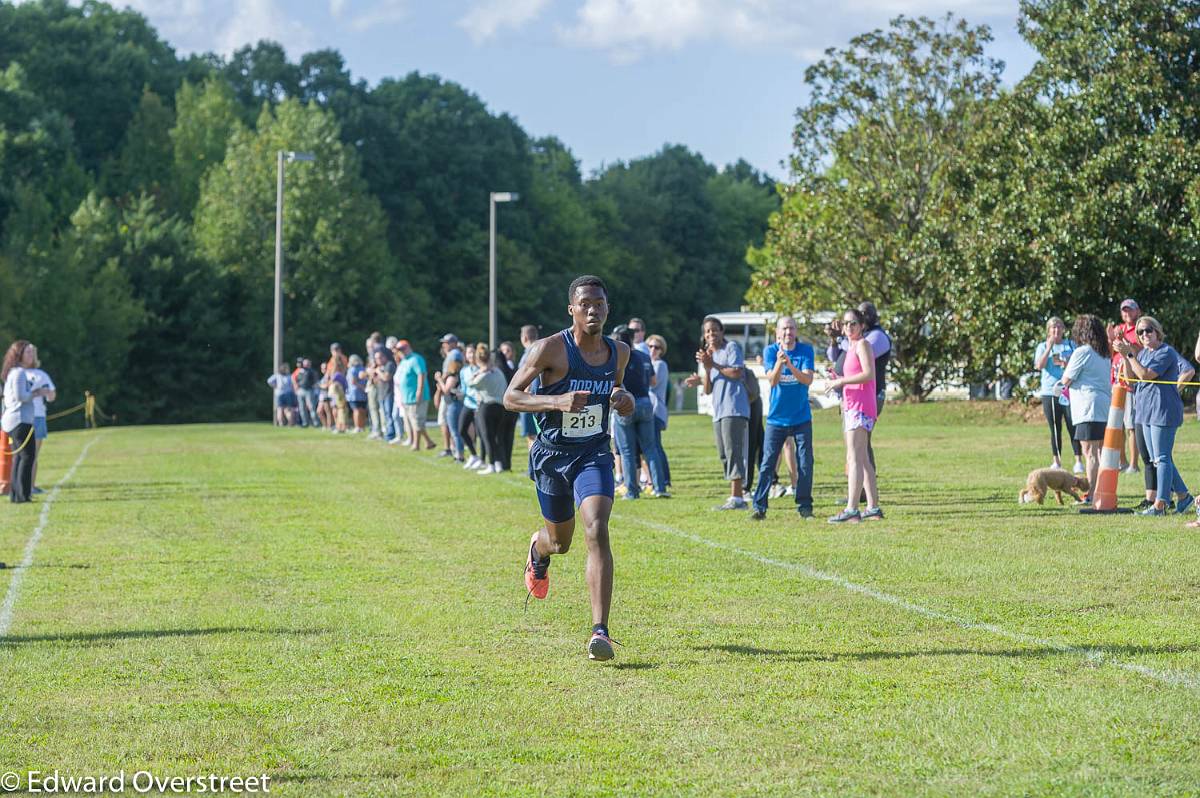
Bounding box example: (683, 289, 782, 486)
(629, 516, 1200, 691)
(0, 433, 104, 638)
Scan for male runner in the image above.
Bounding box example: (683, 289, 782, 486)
(503, 275, 634, 661)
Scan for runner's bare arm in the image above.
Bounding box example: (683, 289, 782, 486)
(503, 337, 588, 413)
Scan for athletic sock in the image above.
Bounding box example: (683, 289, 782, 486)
(592, 624, 609, 638)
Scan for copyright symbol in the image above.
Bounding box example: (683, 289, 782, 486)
(0, 771, 20, 791)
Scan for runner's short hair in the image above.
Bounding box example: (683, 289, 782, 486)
(568, 275, 607, 303)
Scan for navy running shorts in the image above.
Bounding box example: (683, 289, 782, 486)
(529, 439, 615, 522)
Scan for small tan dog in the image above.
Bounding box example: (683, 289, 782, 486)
(1019, 468, 1091, 505)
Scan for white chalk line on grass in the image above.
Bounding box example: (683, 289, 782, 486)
(627, 517, 1200, 691)
(425, 450, 1200, 690)
(0, 434, 103, 638)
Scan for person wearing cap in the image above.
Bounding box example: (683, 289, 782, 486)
(435, 334, 465, 457)
(1111, 299, 1147, 475)
(397, 340, 436, 451)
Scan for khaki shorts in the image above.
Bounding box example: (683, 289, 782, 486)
(404, 400, 429, 429)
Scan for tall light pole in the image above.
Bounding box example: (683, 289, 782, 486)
(489, 191, 518, 351)
(273, 150, 316, 386)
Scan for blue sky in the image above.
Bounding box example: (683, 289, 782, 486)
(124, 0, 1037, 179)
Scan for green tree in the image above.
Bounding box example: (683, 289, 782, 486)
(954, 0, 1200, 385)
(747, 15, 1002, 397)
(101, 87, 175, 202)
(170, 78, 244, 217)
(0, 62, 90, 232)
(0, 0, 187, 173)
(194, 99, 396, 378)
(0, 192, 144, 412)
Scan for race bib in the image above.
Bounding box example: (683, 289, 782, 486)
(562, 404, 604, 438)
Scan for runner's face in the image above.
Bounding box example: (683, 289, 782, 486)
(570, 286, 609, 335)
(21, 346, 36, 367)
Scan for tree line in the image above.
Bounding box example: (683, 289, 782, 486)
(749, 1, 1200, 398)
(0, 0, 778, 423)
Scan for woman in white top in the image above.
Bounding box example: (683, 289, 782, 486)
(1061, 315, 1112, 500)
(2, 340, 52, 503)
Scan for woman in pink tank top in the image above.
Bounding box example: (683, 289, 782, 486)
(826, 308, 882, 523)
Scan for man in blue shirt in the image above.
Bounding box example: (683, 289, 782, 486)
(397, 340, 436, 451)
(752, 316, 816, 520)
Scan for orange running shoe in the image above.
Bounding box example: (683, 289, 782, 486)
(524, 532, 550, 600)
(588, 631, 616, 661)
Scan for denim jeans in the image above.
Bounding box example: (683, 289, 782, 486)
(614, 397, 667, 497)
(1142, 423, 1189, 503)
(445, 399, 464, 456)
(296, 389, 317, 427)
(380, 394, 396, 440)
(654, 416, 671, 486)
(751, 421, 814, 513)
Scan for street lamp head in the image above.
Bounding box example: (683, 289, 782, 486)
(491, 192, 518, 203)
(287, 151, 317, 163)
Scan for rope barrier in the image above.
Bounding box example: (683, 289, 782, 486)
(44, 402, 86, 421)
(1122, 377, 1200, 386)
(0, 427, 34, 456)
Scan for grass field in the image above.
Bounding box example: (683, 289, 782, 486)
(2, 404, 1200, 796)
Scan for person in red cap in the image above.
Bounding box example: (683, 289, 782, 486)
(1110, 299, 1147, 477)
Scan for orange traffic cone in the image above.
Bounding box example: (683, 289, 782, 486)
(1080, 383, 1134, 514)
(0, 430, 11, 495)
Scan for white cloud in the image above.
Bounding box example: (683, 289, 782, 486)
(119, 0, 315, 57)
(329, 0, 349, 19)
(347, 0, 409, 32)
(558, 0, 1017, 62)
(458, 0, 554, 43)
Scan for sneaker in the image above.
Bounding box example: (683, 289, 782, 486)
(655, 491, 671, 499)
(388, 437, 404, 446)
(620, 492, 639, 500)
(524, 533, 550, 600)
(463, 456, 480, 469)
(1139, 504, 1166, 516)
(1133, 498, 1154, 511)
(714, 497, 747, 511)
(31, 487, 45, 495)
(1124, 465, 1141, 475)
(1072, 462, 1084, 475)
(1176, 495, 1195, 516)
(785, 486, 795, 497)
(751, 509, 766, 521)
(437, 449, 452, 458)
(588, 632, 616, 661)
(769, 484, 785, 500)
(615, 484, 629, 498)
(828, 509, 861, 524)
(797, 507, 814, 519)
(861, 506, 884, 521)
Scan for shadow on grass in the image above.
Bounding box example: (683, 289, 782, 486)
(694, 642, 1200, 662)
(611, 661, 658, 670)
(0, 626, 326, 647)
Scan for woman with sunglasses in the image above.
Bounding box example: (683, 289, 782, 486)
(1114, 317, 1194, 517)
(825, 309, 882, 523)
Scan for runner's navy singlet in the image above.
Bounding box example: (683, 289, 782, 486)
(535, 329, 617, 450)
